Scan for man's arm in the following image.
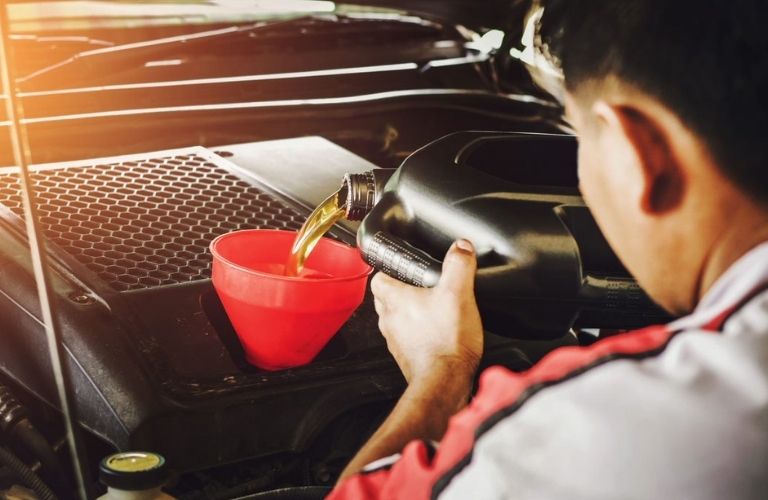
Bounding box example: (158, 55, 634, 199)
(338, 359, 474, 480)
(338, 240, 483, 481)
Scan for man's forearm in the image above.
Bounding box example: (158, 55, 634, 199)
(338, 364, 474, 482)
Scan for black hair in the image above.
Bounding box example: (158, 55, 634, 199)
(534, 0, 768, 202)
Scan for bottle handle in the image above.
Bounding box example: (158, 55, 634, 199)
(360, 231, 442, 288)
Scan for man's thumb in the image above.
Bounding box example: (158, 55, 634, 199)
(438, 239, 477, 294)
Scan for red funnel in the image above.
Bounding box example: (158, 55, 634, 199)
(210, 229, 371, 370)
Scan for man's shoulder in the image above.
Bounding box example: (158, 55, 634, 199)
(438, 293, 768, 499)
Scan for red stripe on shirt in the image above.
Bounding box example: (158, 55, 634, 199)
(329, 322, 678, 500)
(330, 284, 768, 500)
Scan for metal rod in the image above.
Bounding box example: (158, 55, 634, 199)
(0, 5, 90, 499)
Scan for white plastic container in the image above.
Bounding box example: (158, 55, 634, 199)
(98, 486, 174, 500)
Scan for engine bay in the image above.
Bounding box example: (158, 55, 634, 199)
(0, 137, 544, 497)
(0, 2, 631, 497)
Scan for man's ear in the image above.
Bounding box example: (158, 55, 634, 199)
(594, 101, 685, 214)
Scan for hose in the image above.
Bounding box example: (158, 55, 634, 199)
(0, 446, 57, 500)
(13, 419, 71, 493)
(0, 384, 26, 432)
(0, 383, 69, 494)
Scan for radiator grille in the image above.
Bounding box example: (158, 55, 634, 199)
(0, 148, 304, 291)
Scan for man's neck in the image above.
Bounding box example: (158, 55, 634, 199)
(697, 206, 768, 304)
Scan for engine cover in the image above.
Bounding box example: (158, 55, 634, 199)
(0, 137, 545, 472)
(0, 138, 394, 470)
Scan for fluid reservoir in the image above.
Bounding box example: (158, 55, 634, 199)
(97, 451, 174, 500)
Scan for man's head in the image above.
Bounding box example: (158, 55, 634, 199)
(533, 0, 768, 314)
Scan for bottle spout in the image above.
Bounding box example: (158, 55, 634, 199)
(340, 169, 396, 221)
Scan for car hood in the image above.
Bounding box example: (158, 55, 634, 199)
(7, 0, 532, 30)
(346, 0, 531, 28)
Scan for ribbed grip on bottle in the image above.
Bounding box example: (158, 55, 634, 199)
(361, 231, 442, 288)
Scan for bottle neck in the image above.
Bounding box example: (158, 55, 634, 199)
(342, 172, 376, 221)
(341, 169, 396, 221)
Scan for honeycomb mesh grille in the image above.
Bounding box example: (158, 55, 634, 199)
(0, 149, 304, 291)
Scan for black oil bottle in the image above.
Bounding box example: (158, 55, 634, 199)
(345, 131, 669, 338)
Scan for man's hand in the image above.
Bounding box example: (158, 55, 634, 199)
(336, 241, 484, 482)
(370, 239, 484, 385)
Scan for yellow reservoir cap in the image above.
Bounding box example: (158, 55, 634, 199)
(100, 451, 169, 491)
(105, 452, 163, 473)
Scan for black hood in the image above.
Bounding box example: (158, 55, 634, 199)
(356, 0, 532, 29)
(6, 0, 532, 31)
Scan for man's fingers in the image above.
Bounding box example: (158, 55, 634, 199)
(370, 271, 407, 299)
(438, 239, 477, 295)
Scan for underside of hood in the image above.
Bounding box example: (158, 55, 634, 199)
(5, 0, 532, 33)
(355, 0, 532, 29)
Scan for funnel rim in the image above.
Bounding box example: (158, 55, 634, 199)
(210, 229, 372, 283)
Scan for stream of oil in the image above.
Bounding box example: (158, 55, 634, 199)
(284, 190, 346, 277)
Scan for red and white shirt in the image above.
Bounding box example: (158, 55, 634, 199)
(330, 242, 768, 499)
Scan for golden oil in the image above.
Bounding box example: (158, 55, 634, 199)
(284, 190, 346, 276)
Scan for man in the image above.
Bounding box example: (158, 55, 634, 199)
(329, 1, 768, 498)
